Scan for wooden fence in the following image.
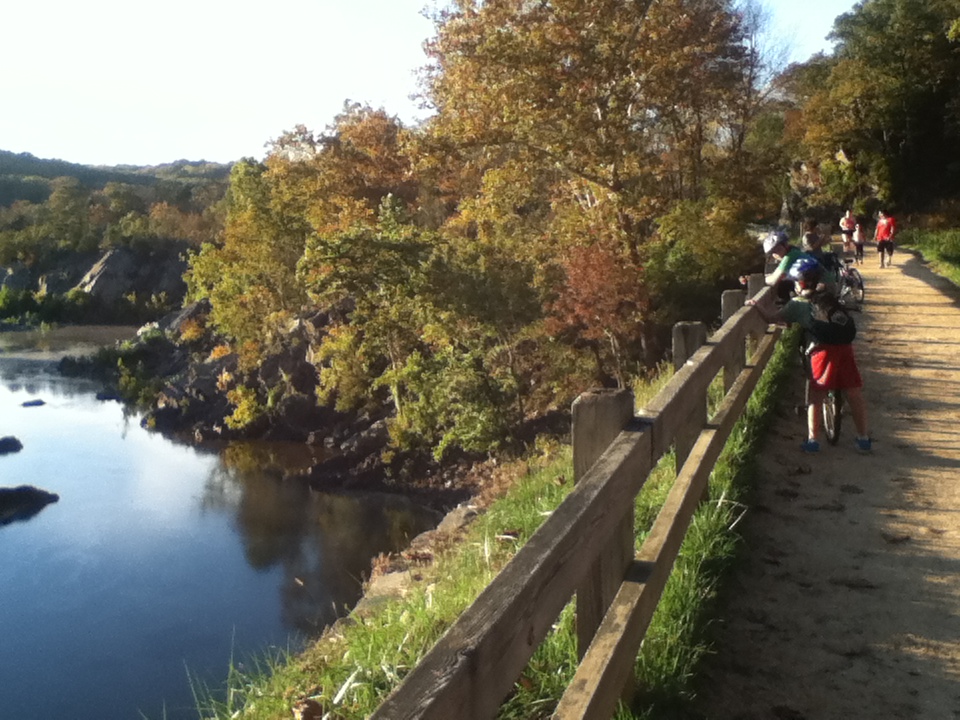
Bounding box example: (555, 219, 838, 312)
(370, 276, 779, 720)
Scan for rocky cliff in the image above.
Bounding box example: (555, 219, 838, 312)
(1, 244, 188, 306)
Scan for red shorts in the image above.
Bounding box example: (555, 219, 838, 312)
(809, 344, 863, 390)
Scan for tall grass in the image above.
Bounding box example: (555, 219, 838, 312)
(192, 330, 797, 720)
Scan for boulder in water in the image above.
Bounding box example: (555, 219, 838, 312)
(0, 485, 59, 526)
(0, 436, 23, 455)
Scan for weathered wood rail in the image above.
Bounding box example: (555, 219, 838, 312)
(371, 277, 779, 720)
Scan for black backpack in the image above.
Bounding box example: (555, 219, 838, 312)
(807, 290, 856, 346)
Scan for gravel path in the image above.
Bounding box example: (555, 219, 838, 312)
(692, 250, 960, 720)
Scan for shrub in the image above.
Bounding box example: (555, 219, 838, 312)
(208, 344, 233, 361)
(178, 317, 206, 343)
(225, 386, 262, 429)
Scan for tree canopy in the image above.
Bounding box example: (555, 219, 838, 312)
(20, 0, 960, 463)
(188, 1, 780, 460)
(785, 0, 960, 210)
(0, 153, 229, 268)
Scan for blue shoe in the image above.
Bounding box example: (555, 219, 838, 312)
(801, 439, 820, 453)
(855, 437, 872, 453)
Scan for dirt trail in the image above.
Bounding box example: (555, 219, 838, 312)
(693, 250, 960, 719)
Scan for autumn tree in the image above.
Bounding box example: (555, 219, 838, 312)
(181, 4, 793, 457)
(420, 0, 762, 372)
(148, 202, 211, 245)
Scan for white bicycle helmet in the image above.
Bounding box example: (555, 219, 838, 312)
(762, 231, 788, 256)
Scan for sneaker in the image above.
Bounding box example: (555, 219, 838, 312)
(855, 437, 872, 453)
(801, 439, 820, 453)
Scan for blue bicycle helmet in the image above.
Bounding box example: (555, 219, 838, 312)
(788, 256, 823, 286)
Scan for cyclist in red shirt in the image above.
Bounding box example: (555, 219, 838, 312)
(875, 210, 896, 268)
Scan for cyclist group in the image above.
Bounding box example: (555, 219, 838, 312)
(743, 209, 895, 454)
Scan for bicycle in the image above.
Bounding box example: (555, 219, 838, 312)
(837, 258, 865, 309)
(797, 339, 843, 445)
(821, 387, 843, 444)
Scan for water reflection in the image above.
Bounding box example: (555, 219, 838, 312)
(202, 459, 440, 635)
(0, 327, 442, 720)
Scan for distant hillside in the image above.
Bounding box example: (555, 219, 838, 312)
(0, 150, 232, 207)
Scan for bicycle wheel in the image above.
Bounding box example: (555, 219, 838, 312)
(823, 389, 842, 445)
(848, 268, 865, 303)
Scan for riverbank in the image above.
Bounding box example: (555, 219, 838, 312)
(1, 309, 795, 718)
(192, 330, 796, 719)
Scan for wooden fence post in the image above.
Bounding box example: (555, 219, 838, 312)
(746, 273, 768, 348)
(572, 388, 635, 660)
(672, 322, 707, 472)
(721, 289, 746, 391)
(746, 273, 766, 301)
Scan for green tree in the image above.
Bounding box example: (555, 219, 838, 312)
(302, 198, 525, 457)
(187, 158, 310, 358)
(795, 0, 960, 207)
(44, 177, 94, 253)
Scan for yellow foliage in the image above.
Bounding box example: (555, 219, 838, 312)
(216, 369, 234, 391)
(225, 386, 261, 429)
(178, 317, 205, 343)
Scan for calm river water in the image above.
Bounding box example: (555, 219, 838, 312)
(0, 327, 439, 720)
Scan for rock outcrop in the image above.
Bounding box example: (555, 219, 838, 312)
(1, 263, 32, 291)
(0, 436, 23, 455)
(74, 245, 187, 304)
(0, 244, 188, 307)
(0, 485, 59, 526)
(117, 301, 408, 489)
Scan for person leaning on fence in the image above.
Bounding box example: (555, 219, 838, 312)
(746, 257, 872, 454)
(797, 219, 845, 292)
(740, 231, 819, 305)
(800, 218, 828, 258)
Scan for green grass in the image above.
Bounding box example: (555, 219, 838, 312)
(898, 228, 960, 286)
(191, 331, 797, 720)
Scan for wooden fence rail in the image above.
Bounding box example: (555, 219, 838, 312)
(370, 277, 779, 720)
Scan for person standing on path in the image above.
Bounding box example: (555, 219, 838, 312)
(840, 210, 856, 253)
(875, 210, 897, 268)
(852, 220, 866, 264)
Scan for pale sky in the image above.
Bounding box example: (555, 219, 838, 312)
(769, 0, 859, 65)
(1, 0, 857, 168)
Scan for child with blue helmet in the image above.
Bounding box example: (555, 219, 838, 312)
(747, 257, 872, 453)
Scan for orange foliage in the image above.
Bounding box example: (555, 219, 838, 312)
(207, 344, 233, 361)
